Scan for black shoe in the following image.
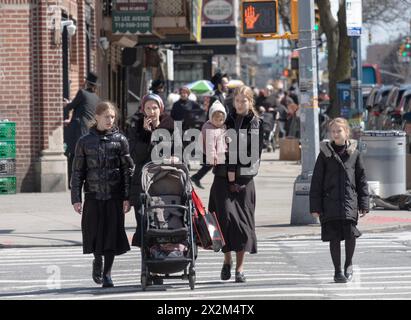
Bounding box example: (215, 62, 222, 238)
(92, 259, 102, 284)
(220, 262, 232, 281)
(344, 265, 353, 282)
(102, 275, 114, 288)
(153, 277, 164, 285)
(334, 272, 347, 283)
(191, 176, 204, 189)
(235, 272, 246, 283)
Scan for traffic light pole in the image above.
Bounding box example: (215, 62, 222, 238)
(290, 0, 320, 225)
(350, 36, 363, 134)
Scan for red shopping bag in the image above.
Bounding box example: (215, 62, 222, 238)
(191, 189, 225, 252)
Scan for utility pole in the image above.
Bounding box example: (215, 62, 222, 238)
(290, 0, 320, 225)
(347, 0, 363, 136)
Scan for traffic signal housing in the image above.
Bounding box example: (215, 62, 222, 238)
(241, 0, 279, 37)
(398, 37, 411, 61)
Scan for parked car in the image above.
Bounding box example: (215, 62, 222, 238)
(365, 85, 389, 130)
(381, 84, 411, 130)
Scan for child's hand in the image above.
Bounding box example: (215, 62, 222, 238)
(73, 203, 82, 215)
(123, 200, 131, 214)
(311, 212, 320, 218)
(359, 210, 368, 218)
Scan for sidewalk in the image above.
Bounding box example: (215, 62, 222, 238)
(1, 151, 411, 248)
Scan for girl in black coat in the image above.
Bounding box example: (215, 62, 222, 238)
(71, 101, 135, 288)
(310, 117, 369, 283)
(208, 85, 264, 283)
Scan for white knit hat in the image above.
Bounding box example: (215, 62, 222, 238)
(208, 100, 227, 121)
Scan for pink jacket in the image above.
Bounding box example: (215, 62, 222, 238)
(201, 121, 228, 165)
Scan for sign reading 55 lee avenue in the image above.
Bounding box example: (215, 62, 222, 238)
(241, 0, 278, 37)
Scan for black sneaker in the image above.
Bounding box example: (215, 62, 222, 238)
(102, 275, 114, 288)
(334, 272, 348, 283)
(92, 259, 102, 284)
(344, 265, 353, 282)
(191, 176, 204, 189)
(235, 272, 246, 283)
(220, 262, 232, 281)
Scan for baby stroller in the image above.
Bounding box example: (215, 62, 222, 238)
(261, 111, 277, 152)
(139, 161, 196, 290)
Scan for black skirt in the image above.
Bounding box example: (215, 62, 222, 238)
(81, 199, 130, 255)
(321, 219, 362, 242)
(208, 176, 257, 254)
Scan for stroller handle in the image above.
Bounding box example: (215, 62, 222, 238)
(146, 204, 190, 212)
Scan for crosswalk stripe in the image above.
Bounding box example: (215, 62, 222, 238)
(2, 231, 411, 299)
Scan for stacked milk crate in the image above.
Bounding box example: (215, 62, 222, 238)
(0, 121, 16, 194)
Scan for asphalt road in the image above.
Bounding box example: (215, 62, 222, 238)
(1, 230, 411, 301)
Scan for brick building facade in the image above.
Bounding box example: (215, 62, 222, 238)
(0, 0, 98, 192)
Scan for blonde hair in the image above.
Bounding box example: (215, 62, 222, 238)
(89, 101, 119, 128)
(233, 85, 258, 116)
(328, 117, 351, 138)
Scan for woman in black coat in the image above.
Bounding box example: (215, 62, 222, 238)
(127, 94, 175, 248)
(208, 85, 263, 283)
(310, 117, 369, 283)
(71, 101, 134, 288)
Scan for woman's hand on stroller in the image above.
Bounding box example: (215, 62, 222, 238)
(123, 200, 131, 214)
(73, 202, 82, 215)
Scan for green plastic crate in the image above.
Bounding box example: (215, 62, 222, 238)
(0, 176, 16, 194)
(0, 141, 16, 159)
(0, 122, 16, 141)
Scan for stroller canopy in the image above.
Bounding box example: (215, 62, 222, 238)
(141, 162, 192, 197)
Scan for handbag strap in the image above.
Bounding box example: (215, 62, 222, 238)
(191, 189, 205, 216)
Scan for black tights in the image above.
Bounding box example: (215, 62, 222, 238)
(93, 253, 115, 276)
(329, 238, 356, 273)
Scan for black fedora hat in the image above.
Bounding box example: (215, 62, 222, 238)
(211, 72, 228, 89)
(149, 79, 165, 90)
(85, 71, 100, 86)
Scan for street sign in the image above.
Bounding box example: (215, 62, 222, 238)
(240, 0, 278, 37)
(337, 83, 352, 118)
(346, 0, 362, 36)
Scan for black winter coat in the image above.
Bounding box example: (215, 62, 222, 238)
(71, 127, 134, 204)
(309, 140, 369, 224)
(171, 99, 201, 130)
(127, 113, 175, 207)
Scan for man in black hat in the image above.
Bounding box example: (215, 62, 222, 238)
(150, 79, 168, 113)
(208, 72, 230, 116)
(63, 71, 101, 187)
(191, 72, 229, 189)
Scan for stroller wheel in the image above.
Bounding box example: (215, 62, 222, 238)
(141, 273, 148, 291)
(189, 269, 196, 290)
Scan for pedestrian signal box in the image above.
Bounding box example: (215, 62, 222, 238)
(241, 0, 279, 37)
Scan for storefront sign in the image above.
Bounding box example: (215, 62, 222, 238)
(191, 0, 203, 41)
(112, 0, 152, 34)
(202, 0, 234, 26)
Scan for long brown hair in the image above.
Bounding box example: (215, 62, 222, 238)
(233, 85, 258, 117)
(89, 101, 119, 128)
